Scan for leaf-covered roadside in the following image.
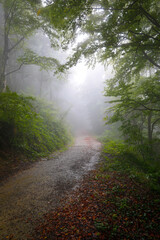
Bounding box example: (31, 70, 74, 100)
(32, 165, 160, 239)
(0, 150, 34, 182)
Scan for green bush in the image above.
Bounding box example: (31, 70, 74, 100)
(0, 92, 71, 157)
(101, 138, 160, 192)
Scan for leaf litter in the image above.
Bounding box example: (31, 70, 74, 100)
(32, 166, 160, 240)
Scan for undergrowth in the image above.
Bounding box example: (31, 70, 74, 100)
(100, 137, 160, 192)
(0, 92, 71, 158)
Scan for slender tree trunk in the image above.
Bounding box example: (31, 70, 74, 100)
(140, 112, 144, 145)
(148, 112, 153, 144)
(39, 76, 43, 97)
(0, 8, 9, 92)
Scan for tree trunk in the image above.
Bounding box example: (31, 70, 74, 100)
(148, 112, 153, 144)
(140, 112, 144, 145)
(0, 7, 9, 92)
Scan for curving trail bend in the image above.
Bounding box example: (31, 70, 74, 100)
(0, 136, 101, 239)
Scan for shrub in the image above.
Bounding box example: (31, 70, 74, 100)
(0, 92, 71, 157)
(101, 137, 160, 192)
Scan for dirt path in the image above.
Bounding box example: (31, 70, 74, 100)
(0, 136, 101, 240)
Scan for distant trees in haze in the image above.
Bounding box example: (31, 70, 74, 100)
(0, 0, 159, 151)
(39, 0, 160, 157)
(0, 0, 61, 93)
(81, 66, 107, 135)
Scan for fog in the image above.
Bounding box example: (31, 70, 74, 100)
(0, 0, 113, 136)
(56, 63, 107, 136)
(6, 29, 113, 136)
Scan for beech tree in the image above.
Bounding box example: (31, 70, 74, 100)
(0, 0, 60, 92)
(39, 0, 160, 152)
(39, 0, 160, 70)
(105, 75, 160, 145)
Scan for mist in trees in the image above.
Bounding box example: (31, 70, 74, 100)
(0, 0, 160, 160)
(0, 0, 110, 139)
(1, 3, 160, 240)
(56, 63, 112, 136)
(39, 0, 160, 159)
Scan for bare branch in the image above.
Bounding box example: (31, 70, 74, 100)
(5, 62, 24, 76)
(8, 36, 25, 53)
(152, 118, 160, 132)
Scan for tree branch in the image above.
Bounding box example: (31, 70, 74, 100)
(5, 0, 17, 25)
(116, 97, 160, 112)
(151, 118, 160, 132)
(143, 51, 160, 69)
(8, 36, 25, 53)
(5, 62, 24, 76)
(134, 108, 160, 112)
(140, 6, 160, 29)
(129, 29, 160, 43)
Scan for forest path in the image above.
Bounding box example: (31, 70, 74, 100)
(0, 136, 101, 240)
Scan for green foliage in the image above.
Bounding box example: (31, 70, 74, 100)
(0, 92, 71, 158)
(40, 0, 160, 69)
(105, 73, 160, 151)
(101, 138, 160, 192)
(0, 0, 61, 92)
(98, 125, 123, 143)
(39, 0, 94, 32)
(17, 49, 60, 71)
(39, 1, 160, 155)
(2, 0, 40, 37)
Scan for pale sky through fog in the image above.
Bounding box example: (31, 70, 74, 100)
(42, 0, 46, 6)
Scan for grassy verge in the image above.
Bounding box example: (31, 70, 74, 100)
(101, 139, 160, 193)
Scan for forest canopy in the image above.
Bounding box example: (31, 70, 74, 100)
(39, 0, 160, 69)
(39, 0, 160, 159)
(0, 0, 159, 160)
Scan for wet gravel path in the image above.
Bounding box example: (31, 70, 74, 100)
(0, 136, 101, 239)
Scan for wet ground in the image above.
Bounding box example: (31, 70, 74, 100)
(0, 136, 101, 240)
